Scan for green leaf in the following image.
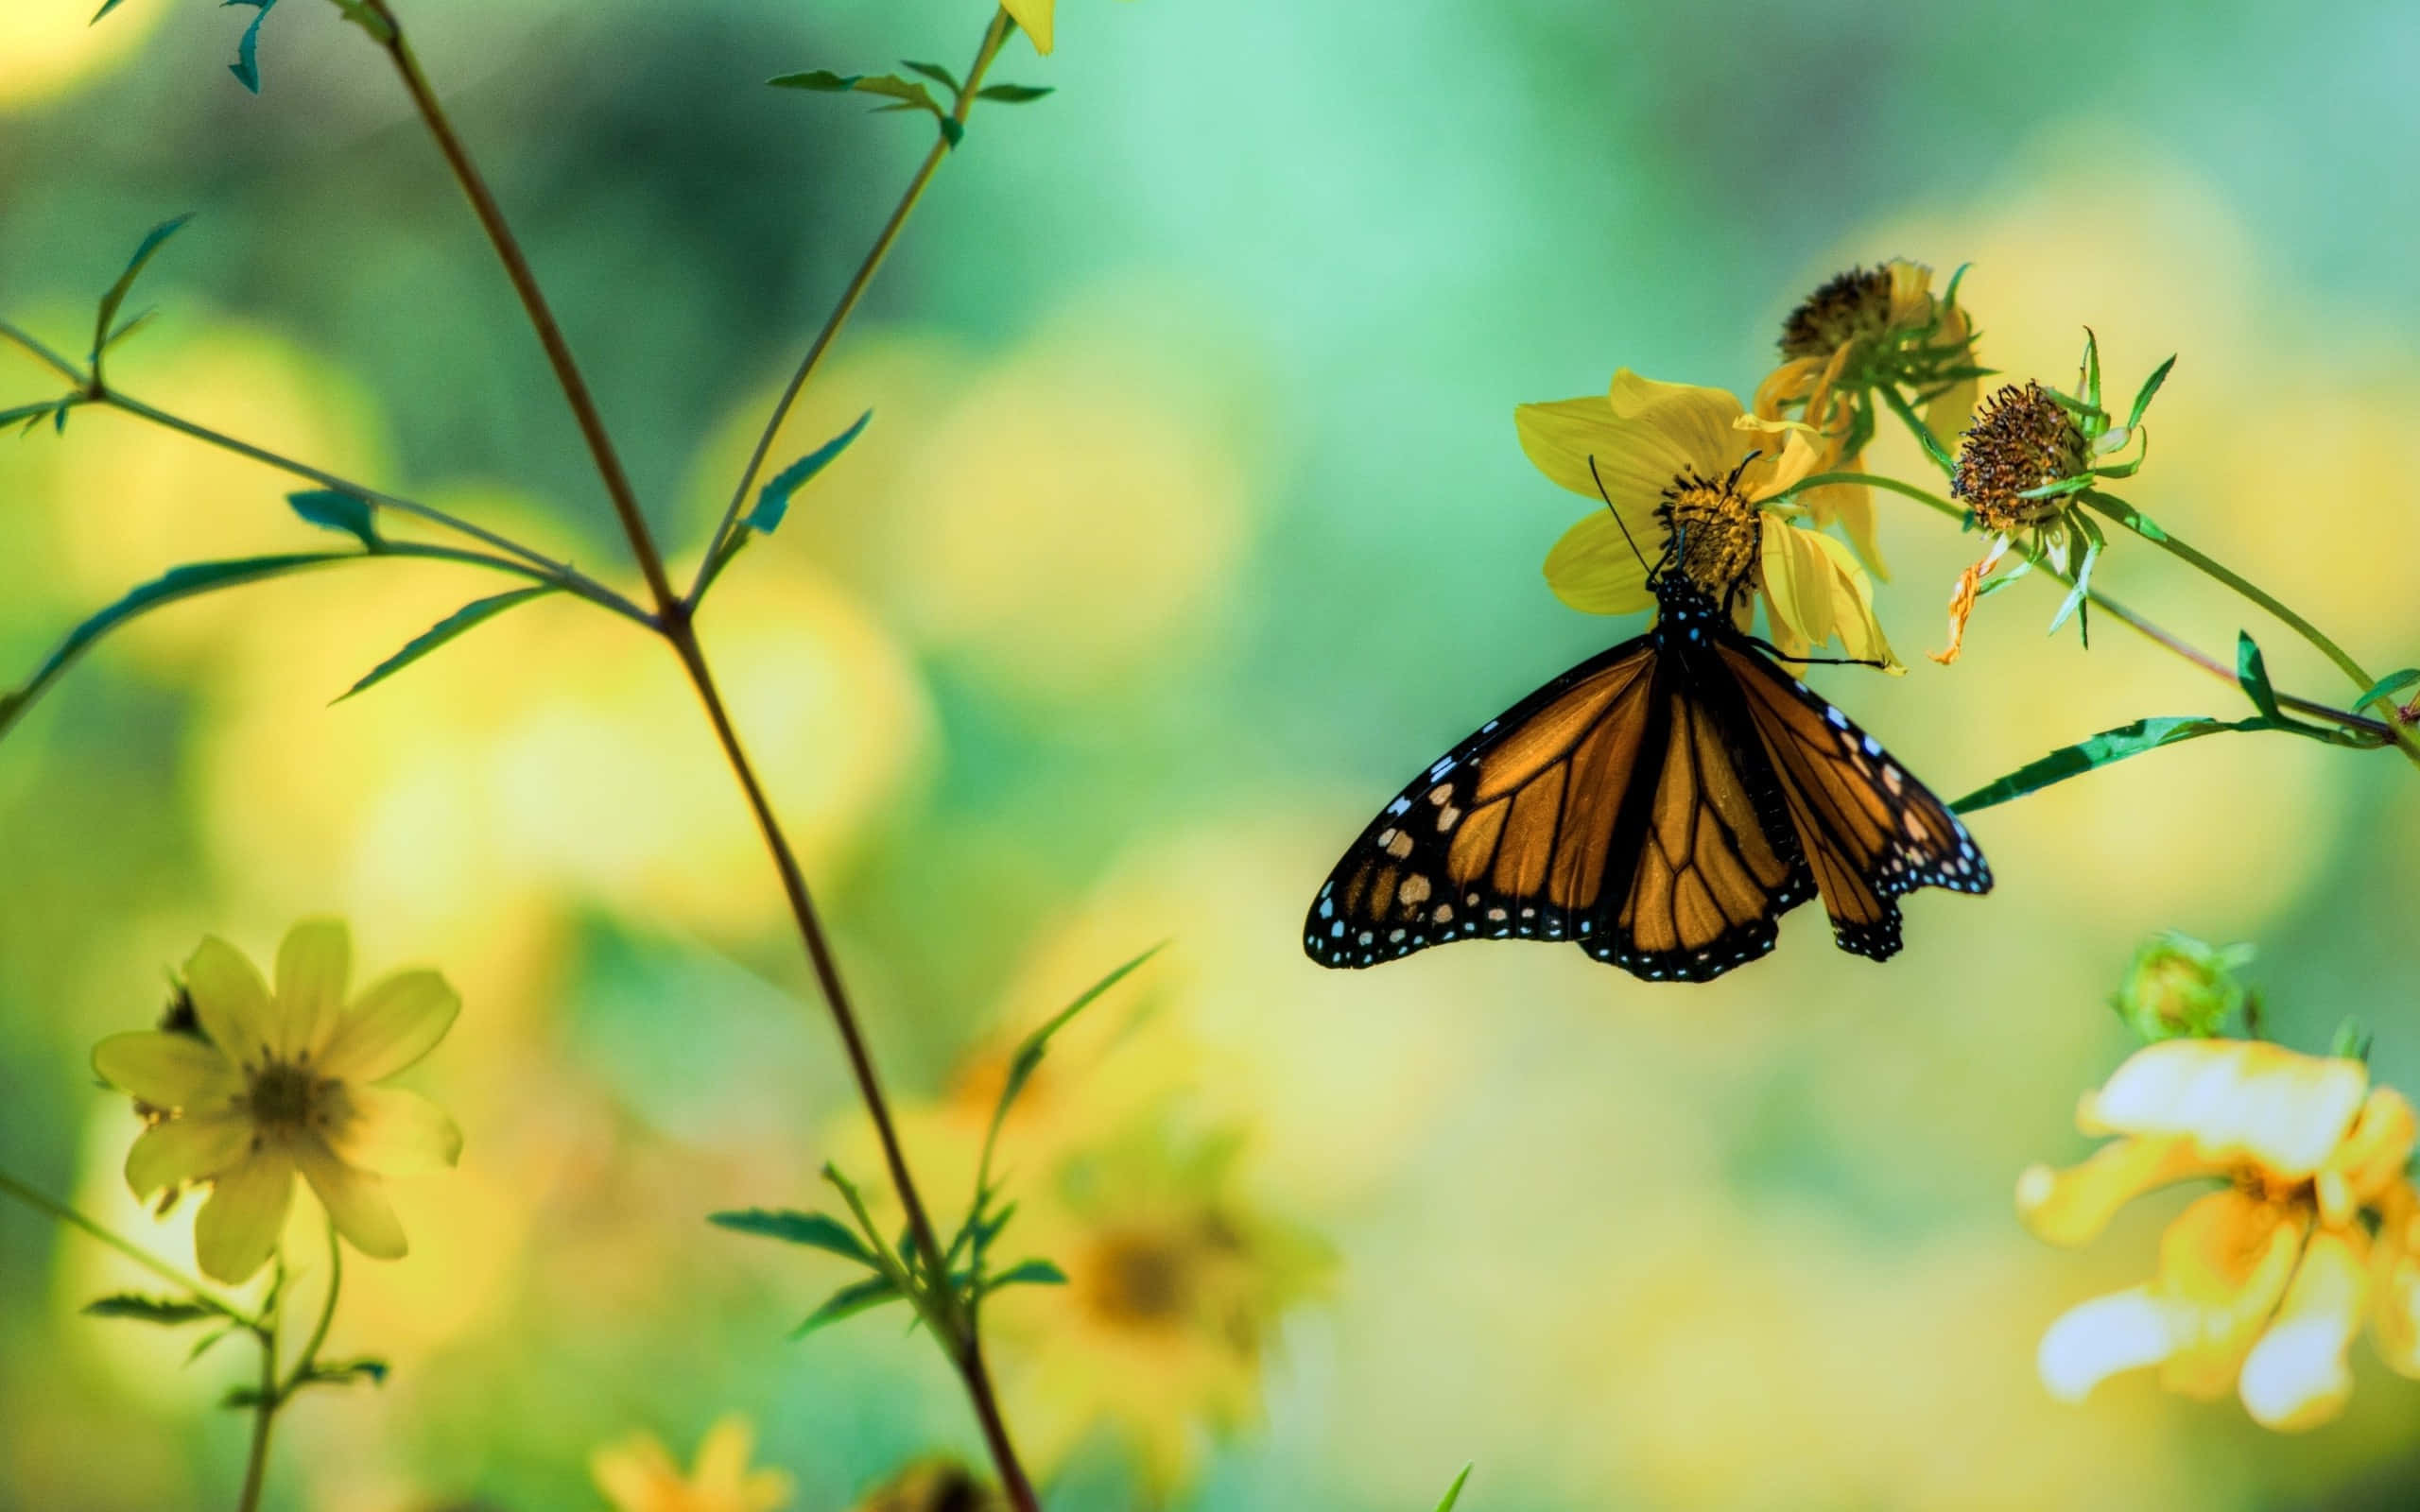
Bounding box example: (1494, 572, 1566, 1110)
(225, 0, 279, 94)
(2353, 668, 2420, 713)
(219, 1385, 268, 1412)
(769, 71, 942, 113)
(977, 83, 1056, 102)
(93, 214, 193, 365)
(93, 0, 135, 19)
(0, 552, 362, 743)
(187, 1326, 235, 1364)
(2046, 539, 2099, 638)
(1433, 1464, 1475, 1512)
(994, 942, 1167, 1128)
(938, 116, 965, 148)
(2080, 490, 2169, 543)
(2125, 354, 2178, 432)
(901, 59, 961, 92)
(286, 489, 380, 550)
(100, 307, 160, 356)
(981, 1258, 1067, 1295)
(1951, 715, 2273, 814)
(336, 586, 556, 703)
(83, 1294, 214, 1325)
(707, 1208, 879, 1266)
(749, 409, 871, 535)
(1, 400, 76, 434)
(2080, 327, 2102, 411)
(788, 1273, 905, 1339)
(2236, 632, 2286, 723)
(2331, 1017, 2375, 1063)
(299, 1356, 389, 1387)
(769, 69, 867, 92)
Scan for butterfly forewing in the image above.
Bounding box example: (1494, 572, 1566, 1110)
(1305, 641, 1658, 967)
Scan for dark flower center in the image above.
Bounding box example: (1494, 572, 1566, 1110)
(1659, 467, 1762, 607)
(1780, 266, 1896, 361)
(246, 1060, 332, 1137)
(1953, 381, 2088, 533)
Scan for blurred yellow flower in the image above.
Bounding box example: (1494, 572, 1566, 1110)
(995, 1125, 1330, 1497)
(592, 1415, 792, 1512)
(0, 0, 164, 110)
(1515, 369, 1900, 669)
(1754, 259, 1979, 575)
(92, 919, 462, 1283)
(2019, 1037, 2420, 1430)
(850, 1458, 1002, 1512)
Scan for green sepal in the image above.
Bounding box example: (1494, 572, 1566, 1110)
(2331, 1017, 2375, 1063)
(708, 1208, 881, 1266)
(2080, 489, 2169, 543)
(2125, 354, 2178, 432)
(335, 586, 557, 704)
(2079, 327, 2103, 412)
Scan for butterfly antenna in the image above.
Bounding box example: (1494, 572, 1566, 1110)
(1586, 455, 1653, 576)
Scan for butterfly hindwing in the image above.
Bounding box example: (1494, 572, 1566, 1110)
(1716, 641, 1992, 961)
(1305, 639, 1659, 967)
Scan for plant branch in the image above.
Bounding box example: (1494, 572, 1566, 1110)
(0, 317, 87, 384)
(685, 8, 1016, 611)
(0, 1167, 265, 1330)
(359, 0, 679, 617)
(285, 1217, 342, 1393)
(234, 1262, 282, 1512)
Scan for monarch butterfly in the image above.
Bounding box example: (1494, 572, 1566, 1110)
(1304, 510, 1991, 983)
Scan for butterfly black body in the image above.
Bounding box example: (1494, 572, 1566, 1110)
(1305, 573, 1989, 983)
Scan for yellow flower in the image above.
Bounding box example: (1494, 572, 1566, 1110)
(850, 1459, 1003, 1512)
(1001, 0, 1135, 56)
(1754, 259, 1981, 576)
(994, 1124, 1330, 1497)
(2018, 1037, 2420, 1431)
(1515, 369, 1900, 670)
(591, 1415, 793, 1512)
(92, 919, 463, 1284)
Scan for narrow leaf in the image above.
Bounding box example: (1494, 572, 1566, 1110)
(996, 942, 1167, 1125)
(2352, 668, 2420, 713)
(301, 1356, 389, 1387)
(708, 1208, 879, 1266)
(1951, 715, 2271, 814)
(768, 69, 863, 92)
(2046, 541, 2099, 638)
(187, 1326, 235, 1364)
(93, 0, 134, 19)
(286, 488, 380, 549)
(977, 83, 1055, 102)
(0, 401, 71, 432)
(982, 1258, 1068, 1293)
(788, 1273, 904, 1339)
(93, 214, 193, 362)
(2126, 354, 2178, 431)
(219, 1385, 268, 1412)
(0, 552, 361, 743)
(749, 409, 871, 535)
(2080, 490, 2169, 543)
(83, 1294, 214, 1325)
(101, 308, 159, 355)
(226, 0, 280, 94)
(901, 60, 961, 91)
(336, 586, 556, 703)
(1434, 1464, 1476, 1512)
(2235, 632, 2290, 725)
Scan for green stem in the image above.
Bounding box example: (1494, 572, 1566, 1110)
(1876, 384, 1955, 476)
(284, 1219, 342, 1393)
(1774, 469, 1962, 521)
(0, 317, 87, 384)
(686, 8, 1016, 611)
(0, 1168, 263, 1330)
(234, 1261, 283, 1512)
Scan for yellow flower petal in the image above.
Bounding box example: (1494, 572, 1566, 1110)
(92, 1030, 239, 1111)
(1799, 455, 1888, 580)
(330, 1085, 463, 1177)
(274, 917, 351, 1062)
(2082, 1039, 2370, 1177)
(1003, 0, 1055, 53)
(183, 935, 274, 1072)
(1755, 519, 1901, 672)
(2152, 1189, 2308, 1399)
(2238, 1227, 2368, 1431)
(297, 1141, 407, 1260)
(125, 1110, 251, 1195)
(1605, 369, 1744, 455)
(318, 968, 460, 1084)
(1884, 258, 1933, 327)
(1751, 357, 1824, 419)
(2015, 1134, 2219, 1247)
(2314, 1087, 2419, 1224)
(1515, 396, 1668, 523)
(1542, 510, 1655, 615)
(2369, 1182, 2420, 1376)
(2038, 1284, 2187, 1403)
(593, 1432, 684, 1512)
(195, 1150, 294, 1284)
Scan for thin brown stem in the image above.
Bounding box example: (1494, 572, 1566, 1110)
(361, 2, 679, 618)
(685, 9, 1016, 611)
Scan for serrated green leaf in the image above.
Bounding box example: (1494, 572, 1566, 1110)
(977, 83, 1055, 102)
(2353, 668, 2420, 713)
(1951, 715, 2272, 814)
(2126, 354, 2178, 431)
(788, 1273, 905, 1339)
(286, 489, 380, 549)
(0, 552, 361, 744)
(708, 1208, 879, 1266)
(336, 586, 555, 703)
(83, 1294, 215, 1325)
(93, 214, 193, 365)
(225, 0, 279, 94)
(1434, 1464, 1475, 1512)
(749, 409, 871, 536)
(901, 60, 961, 92)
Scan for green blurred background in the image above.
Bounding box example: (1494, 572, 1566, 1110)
(4, 0, 2419, 1507)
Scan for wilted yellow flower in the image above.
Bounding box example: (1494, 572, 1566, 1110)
(92, 919, 462, 1284)
(1516, 369, 1900, 669)
(995, 1125, 1330, 1497)
(2018, 1037, 2420, 1430)
(1754, 259, 1980, 574)
(592, 1415, 793, 1512)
